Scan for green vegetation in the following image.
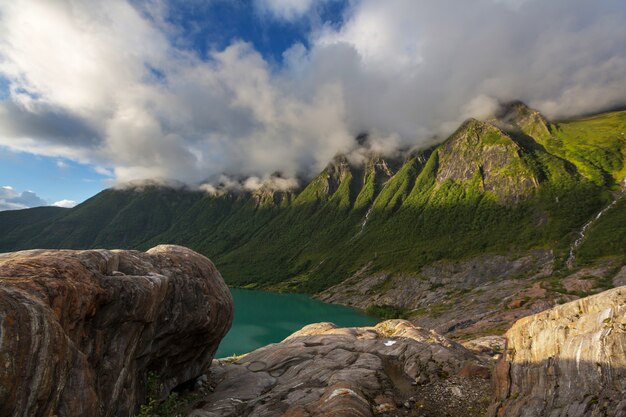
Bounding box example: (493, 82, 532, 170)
(366, 304, 410, 319)
(577, 196, 626, 264)
(1, 106, 624, 293)
(134, 372, 193, 417)
(549, 110, 626, 185)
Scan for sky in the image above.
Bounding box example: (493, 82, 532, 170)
(0, 0, 625, 210)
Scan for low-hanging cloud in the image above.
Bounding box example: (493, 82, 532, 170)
(0, 0, 624, 188)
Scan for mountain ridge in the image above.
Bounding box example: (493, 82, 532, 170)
(2, 103, 625, 302)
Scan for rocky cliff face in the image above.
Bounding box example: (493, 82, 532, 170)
(436, 119, 539, 203)
(489, 286, 626, 417)
(491, 100, 554, 142)
(189, 320, 492, 417)
(0, 245, 233, 417)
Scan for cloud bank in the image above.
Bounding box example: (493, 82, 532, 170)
(0, 185, 77, 211)
(0, 0, 624, 187)
(0, 186, 47, 211)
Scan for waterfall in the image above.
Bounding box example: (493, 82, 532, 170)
(360, 206, 373, 232)
(349, 206, 374, 242)
(566, 182, 624, 269)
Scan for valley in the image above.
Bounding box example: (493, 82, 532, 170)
(0, 245, 622, 417)
(1, 2, 624, 416)
(1, 103, 625, 340)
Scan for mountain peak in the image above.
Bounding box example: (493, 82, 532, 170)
(491, 100, 553, 141)
(495, 100, 534, 118)
(451, 118, 516, 147)
(437, 116, 539, 203)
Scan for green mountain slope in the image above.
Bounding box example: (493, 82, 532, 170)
(1, 104, 625, 293)
(577, 194, 626, 264)
(0, 206, 67, 250)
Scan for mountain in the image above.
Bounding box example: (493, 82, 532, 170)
(1, 103, 625, 301)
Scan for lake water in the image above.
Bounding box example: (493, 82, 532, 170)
(215, 288, 378, 357)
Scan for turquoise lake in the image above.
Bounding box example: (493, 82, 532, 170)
(215, 288, 378, 357)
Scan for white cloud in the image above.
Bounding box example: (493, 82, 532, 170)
(461, 95, 501, 121)
(0, 0, 624, 190)
(199, 174, 299, 196)
(56, 159, 69, 169)
(0, 185, 48, 211)
(255, 0, 320, 21)
(306, 0, 626, 140)
(243, 176, 299, 192)
(94, 166, 114, 177)
(491, 0, 532, 10)
(52, 199, 77, 208)
(0, 185, 79, 211)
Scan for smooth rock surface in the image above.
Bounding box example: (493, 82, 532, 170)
(190, 320, 491, 417)
(0, 245, 233, 417)
(488, 286, 626, 417)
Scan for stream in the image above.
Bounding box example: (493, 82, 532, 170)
(566, 186, 624, 269)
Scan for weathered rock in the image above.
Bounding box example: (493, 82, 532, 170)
(436, 118, 539, 204)
(462, 335, 507, 359)
(190, 320, 492, 417)
(317, 250, 557, 339)
(490, 100, 553, 142)
(562, 276, 596, 292)
(0, 245, 233, 417)
(489, 286, 626, 417)
(613, 265, 626, 287)
(560, 261, 620, 293)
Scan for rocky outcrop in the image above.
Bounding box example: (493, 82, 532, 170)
(190, 320, 492, 417)
(612, 265, 626, 288)
(0, 245, 233, 417)
(489, 286, 626, 417)
(317, 250, 557, 339)
(491, 100, 553, 142)
(436, 119, 539, 203)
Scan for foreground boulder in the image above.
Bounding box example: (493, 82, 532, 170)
(191, 320, 492, 417)
(0, 245, 233, 417)
(489, 286, 626, 417)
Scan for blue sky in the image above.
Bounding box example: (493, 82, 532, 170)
(0, 0, 624, 210)
(145, 0, 348, 62)
(0, 0, 350, 208)
(0, 150, 108, 205)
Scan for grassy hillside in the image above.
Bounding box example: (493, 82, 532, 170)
(0, 206, 67, 251)
(577, 196, 626, 264)
(1, 105, 624, 292)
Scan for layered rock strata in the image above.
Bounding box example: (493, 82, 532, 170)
(0, 245, 233, 417)
(489, 286, 626, 417)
